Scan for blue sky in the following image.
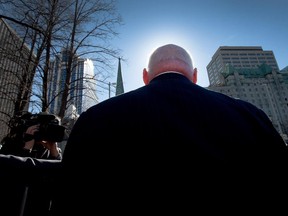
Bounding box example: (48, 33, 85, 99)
(99, 0, 288, 101)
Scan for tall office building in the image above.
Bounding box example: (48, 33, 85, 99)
(0, 19, 33, 141)
(207, 46, 288, 142)
(48, 49, 98, 117)
(77, 58, 98, 112)
(207, 46, 279, 86)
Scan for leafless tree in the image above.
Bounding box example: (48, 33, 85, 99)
(54, 0, 122, 118)
(0, 0, 122, 125)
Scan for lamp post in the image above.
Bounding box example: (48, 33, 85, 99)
(108, 82, 116, 98)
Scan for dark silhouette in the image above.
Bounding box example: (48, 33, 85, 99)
(0, 154, 62, 216)
(0, 112, 64, 160)
(53, 44, 288, 215)
(0, 112, 65, 216)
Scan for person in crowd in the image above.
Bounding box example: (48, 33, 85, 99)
(53, 44, 288, 215)
(0, 154, 62, 216)
(0, 112, 65, 216)
(0, 112, 63, 160)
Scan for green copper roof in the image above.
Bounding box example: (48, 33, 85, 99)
(280, 67, 288, 83)
(281, 66, 288, 72)
(222, 63, 273, 78)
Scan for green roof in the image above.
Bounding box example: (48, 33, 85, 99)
(222, 63, 273, 78)
(281, 66, 288, 72)
(280, 67, 288, 83)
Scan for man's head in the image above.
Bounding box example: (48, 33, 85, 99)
(143, 44, 197, 85)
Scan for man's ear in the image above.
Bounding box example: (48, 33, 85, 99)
(143, 68, 149, 85)
(192, 68, 197, 84)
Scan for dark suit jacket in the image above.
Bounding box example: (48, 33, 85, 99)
(0, 154, 62, 216)
(54, 73, 287, 215)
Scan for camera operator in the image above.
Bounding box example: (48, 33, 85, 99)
(22, 124, 62, 160)
(0, 112, 65, 160)
(0, 112, 65, 216)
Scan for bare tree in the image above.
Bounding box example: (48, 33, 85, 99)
(0, 0, 122, 124)
(0, 14, 42, 141)
(0, 0, 70, 115)
(55, 0, 122, 119)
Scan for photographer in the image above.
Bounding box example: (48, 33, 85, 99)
(22, 124, 62, 160)
(0, 112, 65, 160)
(0, 112, 65, 216)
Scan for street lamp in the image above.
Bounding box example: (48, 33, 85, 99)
(108, 82, 116, 98)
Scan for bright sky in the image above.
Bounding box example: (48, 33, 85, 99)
(100, 0, 288, 101)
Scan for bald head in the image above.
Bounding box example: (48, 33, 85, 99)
(143, 44, 197, 85)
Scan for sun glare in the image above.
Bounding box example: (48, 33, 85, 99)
(139, 29, 196, 67)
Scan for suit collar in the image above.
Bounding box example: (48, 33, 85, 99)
(150, 72, 189, 83)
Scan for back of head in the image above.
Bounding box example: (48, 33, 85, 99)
(143, 44, 196, 84)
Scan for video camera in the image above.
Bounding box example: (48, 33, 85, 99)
(22, 113, 66, 142)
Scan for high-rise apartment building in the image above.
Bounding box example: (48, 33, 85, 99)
(207, 46, 279, 86)
(207, 46, 288, 142)
(48, 49, 98, 117)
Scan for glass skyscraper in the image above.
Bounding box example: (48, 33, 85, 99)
(48, 49, 98, 117)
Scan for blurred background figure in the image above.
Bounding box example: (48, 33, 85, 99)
(0, 112, 66, 216)
(0, 112, 65, 160)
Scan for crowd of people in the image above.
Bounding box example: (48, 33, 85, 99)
(1, 44, 288, 215)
